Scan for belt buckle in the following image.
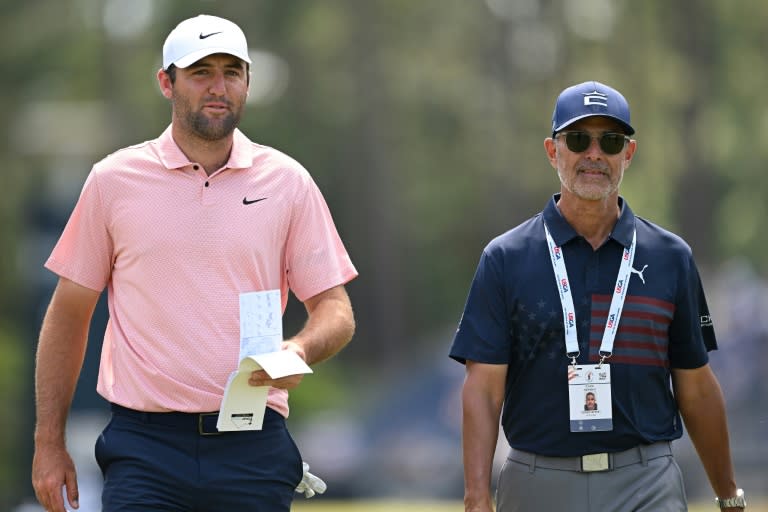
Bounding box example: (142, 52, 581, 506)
(198, 412, 221, 436)
(581, 453, 610, 472)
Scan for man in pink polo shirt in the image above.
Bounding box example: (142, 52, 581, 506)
(32, 14, 357, 512)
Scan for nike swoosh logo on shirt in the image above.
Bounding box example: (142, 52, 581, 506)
(243, 197, 268, 205)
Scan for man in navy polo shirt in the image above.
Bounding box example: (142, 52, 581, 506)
(450, 81, 745, 511)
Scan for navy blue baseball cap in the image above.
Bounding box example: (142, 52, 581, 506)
(551, 81, 634, 136)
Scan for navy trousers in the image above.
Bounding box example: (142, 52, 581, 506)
(95, 404, 303, 511)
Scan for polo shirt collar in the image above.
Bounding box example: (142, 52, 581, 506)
(155, 125, 254, 171)
(542, 193, 636, 249)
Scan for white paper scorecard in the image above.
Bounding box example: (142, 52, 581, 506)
(217, 290, 312, 432)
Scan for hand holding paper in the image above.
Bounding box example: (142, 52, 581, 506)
(248, 341, 308, 389)
(216, 291, 313, 432)
(217, 347, 313, 432)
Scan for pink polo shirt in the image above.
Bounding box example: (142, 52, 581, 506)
(46, 126, 357, 416)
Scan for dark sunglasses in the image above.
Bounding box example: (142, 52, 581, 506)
(557, 131, 630, 155)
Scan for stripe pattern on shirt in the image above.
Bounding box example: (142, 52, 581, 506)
(589, 294, 675, 367)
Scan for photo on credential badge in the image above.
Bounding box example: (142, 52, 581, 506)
(584, 390, 598, 411)
(568, 365, 612, 432)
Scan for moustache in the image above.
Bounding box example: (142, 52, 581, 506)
(576, 162, 609, 174)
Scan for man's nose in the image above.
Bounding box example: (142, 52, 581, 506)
(583, 136, 604, 158)
(208, 71, 227, 96)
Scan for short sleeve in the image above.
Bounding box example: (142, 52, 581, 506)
(668, 252, 716, 368)
(284, 177, 357, 301)
(449, 247, 511, 365)
(44, 170, 113, 291)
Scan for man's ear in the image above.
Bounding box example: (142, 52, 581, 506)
(157, 68, 173, 99)
(544, 137, 558, 169)
(623, 139, 637, 169)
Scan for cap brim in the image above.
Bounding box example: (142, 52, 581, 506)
(170, 47, 252, 69)
(553, 113, 635, 136)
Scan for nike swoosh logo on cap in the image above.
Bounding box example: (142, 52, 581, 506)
(199, 31, 222, 39)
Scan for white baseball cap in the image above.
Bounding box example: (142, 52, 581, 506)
(162, 14, 252, 69)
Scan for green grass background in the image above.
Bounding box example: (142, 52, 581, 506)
(292, 499, 767, 511)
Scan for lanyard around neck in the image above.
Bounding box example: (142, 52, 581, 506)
(544, 222, 636, 365)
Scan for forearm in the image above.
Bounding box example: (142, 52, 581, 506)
(462, 362, 506, 511)
(462, 395, 500, 508)
(34, 280, 98, 444)
(290, 286, 355, 365)
(35, 316, 89, 444)
(673, 366, 737, 498)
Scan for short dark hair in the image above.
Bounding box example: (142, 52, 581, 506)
(164, 64, 178, 84)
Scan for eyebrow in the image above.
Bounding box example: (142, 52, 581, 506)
(187, 57, 246, 71)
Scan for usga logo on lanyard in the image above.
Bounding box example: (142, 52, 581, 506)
(543, 221, 637, 433)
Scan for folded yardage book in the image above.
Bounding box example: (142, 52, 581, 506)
(216, 290, 313, 431)
(217, 350, 312, 431)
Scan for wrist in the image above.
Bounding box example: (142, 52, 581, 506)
(282, 339, 308, 360)
(715, 488, 745, 509)
(464, 489, 493, 509)
(34, 427, 66, 445)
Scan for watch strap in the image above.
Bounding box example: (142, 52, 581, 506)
(715, 488, 746, 509)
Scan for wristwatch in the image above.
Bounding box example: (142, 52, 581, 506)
(715, 488, 746, 509)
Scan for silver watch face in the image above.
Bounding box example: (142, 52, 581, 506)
(717, 489, 746, 508)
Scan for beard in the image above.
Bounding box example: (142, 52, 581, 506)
(173, 94, 244, 141)
(558, 161, 623, 201)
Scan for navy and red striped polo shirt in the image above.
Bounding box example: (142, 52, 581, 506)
(450, 194, 717, 456)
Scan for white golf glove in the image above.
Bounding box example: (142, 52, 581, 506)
(295, 462, 327, 498)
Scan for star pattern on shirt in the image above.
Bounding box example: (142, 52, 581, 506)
(511, 296, 566, 362)
(509, 290, 599, 364)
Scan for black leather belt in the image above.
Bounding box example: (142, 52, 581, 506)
(110, 403, 222, 435)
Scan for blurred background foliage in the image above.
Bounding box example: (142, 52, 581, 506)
(2, 0, 767, 508)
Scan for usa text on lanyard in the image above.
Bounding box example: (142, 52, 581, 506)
(543, 222, 636, 366)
